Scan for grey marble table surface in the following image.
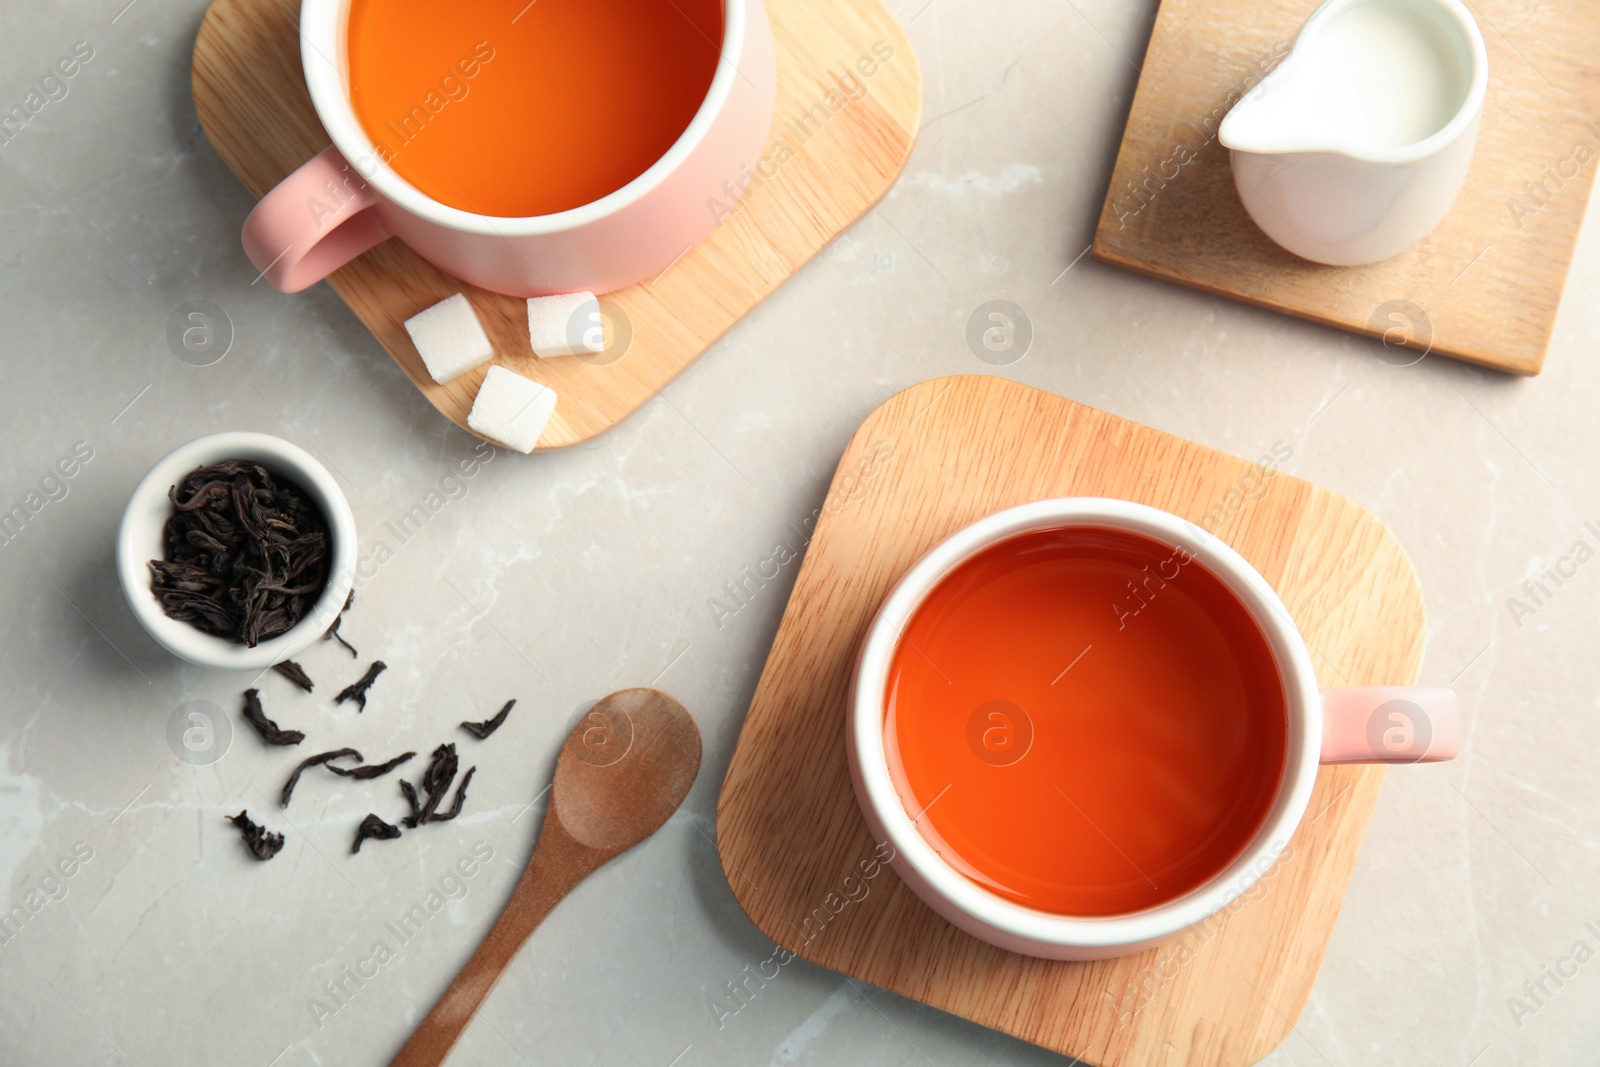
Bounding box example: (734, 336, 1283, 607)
(2, 0, 1597, 1065)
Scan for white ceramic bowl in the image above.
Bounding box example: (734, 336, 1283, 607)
(846, 498, 1321, 960)
(117, 432, 357, 671)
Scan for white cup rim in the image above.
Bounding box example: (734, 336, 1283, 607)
(116, 432, 357, 672)
(847, 498, 1324, 953)
(298, 0, 750, 235)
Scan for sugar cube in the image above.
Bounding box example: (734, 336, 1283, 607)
(467, 366, 558, 453)
(403, 293, 493, 384)
(527, 291, 604, 357)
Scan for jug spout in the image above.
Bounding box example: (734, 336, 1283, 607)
(1218, 59, 1333, 156)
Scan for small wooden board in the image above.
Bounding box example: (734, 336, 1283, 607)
(717, 375, 1426, 1065)
(192, 0, 921, 447)
(1091, 0, 1600, 376)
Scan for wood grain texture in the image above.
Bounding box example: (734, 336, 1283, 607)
(1091, 0, 1600, 376)
(716, 375, 1427, 1065)
(191, 0, 921, 447)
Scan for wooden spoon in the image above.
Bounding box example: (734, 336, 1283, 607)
(389, 687, 701, 1067)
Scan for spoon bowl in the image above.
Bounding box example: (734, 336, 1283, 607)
(554, 688, 701, 852)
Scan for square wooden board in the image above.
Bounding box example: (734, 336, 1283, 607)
(192, 0, 922, 446)
(717, 375, 1427, 1065)
(1092, 0, 1600, 375)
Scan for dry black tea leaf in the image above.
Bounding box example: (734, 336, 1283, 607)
(399, 779, 422, 827)
(352, 813, 401, 854)
(325, 751, 416, 780)
(148, 460, 329, 647)
(417, 743, 459, 824)
(334, 661, 387, 713)
(428, 766, 476, 823)
(280, 748, 362, 807)
(240, 689, 304, 746)
(460, 699, 514, 740)
(272, 660, 314, 693)
(401, 744, 474, 827)
(228, 810, 285, 861)
(324, 590, 358, 657)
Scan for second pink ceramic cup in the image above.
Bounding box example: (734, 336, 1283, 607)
(847, 499, 1461, 960)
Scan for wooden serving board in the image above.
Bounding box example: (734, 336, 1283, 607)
(717, 375, 1426, 1065)
(1092, 0, 1600, 376)
(192, 0, 921, 447)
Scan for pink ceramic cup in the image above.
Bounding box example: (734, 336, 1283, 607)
(847, 498, 1461, 961)
(242, 0, 776, 296)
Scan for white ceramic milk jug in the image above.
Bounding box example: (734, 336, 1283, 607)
(1219, 0, 1488, 266)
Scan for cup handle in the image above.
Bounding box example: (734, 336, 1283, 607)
(1319, 686, 1460, 764)
(241, 145, 388, 293)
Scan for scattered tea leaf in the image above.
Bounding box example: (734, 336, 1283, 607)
(402, 744, 475, 827)
(334, 661, 387, 713)
(352, 813, 402, 854)
(149, 460, 330, 647)
(240, 688, 304, 746)
(399, 779, 422, 827)
(325, 751, 416, 780)
(418, 743, 458, 824)
(227, 810, 285, 861)
(281, 747, 362, 807)
(428, 766, 476, 823)
(324, 590, 358, 658)
(272, 660, 314, 693)
(460, 699, 514, 740)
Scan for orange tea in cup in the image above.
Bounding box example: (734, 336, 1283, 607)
(884, 525, 1288, 916)
(345, 0, 724, 217)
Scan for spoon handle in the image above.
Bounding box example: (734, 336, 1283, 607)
(389, 825, 603, 1067)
